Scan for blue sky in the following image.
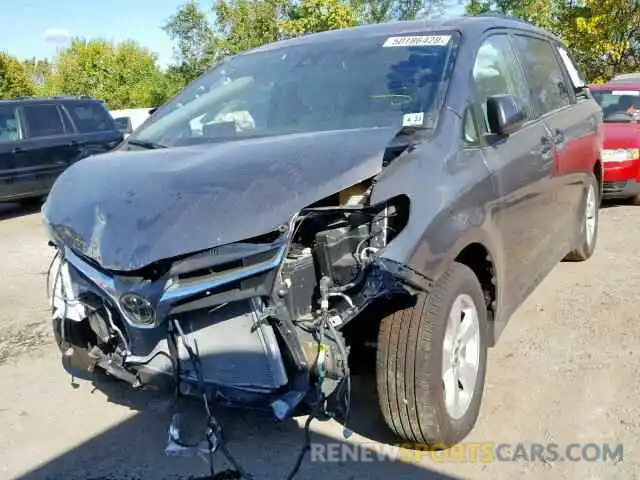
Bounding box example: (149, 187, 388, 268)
(0, 0, 191, 67)
(0, 0, 466, 68)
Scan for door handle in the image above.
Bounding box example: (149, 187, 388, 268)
(552, 129, 565, 145)
(540, 136, 553, 160)
(12, 147, 26, 154)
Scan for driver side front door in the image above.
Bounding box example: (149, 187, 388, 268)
(471, 32, 558, 324)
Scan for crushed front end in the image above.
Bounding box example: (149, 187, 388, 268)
(44, 181, 410, 425)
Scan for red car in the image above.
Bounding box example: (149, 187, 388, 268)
(590, 81, 640, 202)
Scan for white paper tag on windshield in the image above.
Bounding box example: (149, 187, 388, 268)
(383, 35, 451, 48)
(402, 112, 424, 127)
(612, 90, 640, 96)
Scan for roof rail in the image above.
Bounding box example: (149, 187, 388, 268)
(10, 94, 95, 101)
(51, 95, 94, 100)
(472, 11, 537, 26)
(3, 94, 97, 103)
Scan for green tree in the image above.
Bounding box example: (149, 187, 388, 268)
(350, 0, 451, 24)
(44, 38, 168, 109)
(559, 0, 640, 82)
(281, 0, 357, 36)
(21, 57, 53, 89)
(166, 0, 359, 64)
(464, 0, 640, 82)
(155, 66, 188, 104)
(163, 0, 217, 84)
(349, 0, 394, 22)
(213, 0, 358, 55)
(0, 52, 36, 99)
(213, 0, 289, 56)
(464, 0, 562, 31)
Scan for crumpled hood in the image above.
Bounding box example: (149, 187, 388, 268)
(42, 126, 399, 271)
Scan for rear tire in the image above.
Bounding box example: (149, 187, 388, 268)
(376, 262, 488, 448)
(565, 175, 599, 262)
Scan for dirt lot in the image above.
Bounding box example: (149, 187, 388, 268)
(0, 201, 638, 480)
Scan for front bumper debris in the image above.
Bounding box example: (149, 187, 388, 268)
(45, 189, 414, 478)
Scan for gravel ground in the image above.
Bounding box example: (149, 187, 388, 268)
(0, 201, 638, 480)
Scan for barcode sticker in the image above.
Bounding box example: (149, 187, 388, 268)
(383, 35, 451, 48)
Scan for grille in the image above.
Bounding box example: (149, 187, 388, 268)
(603, 181, 628, 193)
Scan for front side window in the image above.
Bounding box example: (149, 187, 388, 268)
(472, 34, 531, 132)
(556, 46, 586, 89)
(512, 35, 571, 115)
(129, 32, 458, 148)
(66, 102, 116, 133)
(0, 105, 22, 142)
(22, 105, 65, 138)
(591, 89, 640, 122)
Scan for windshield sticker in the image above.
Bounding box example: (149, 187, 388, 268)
(402, 112, 424, 127)
(612, 90, 640, 96)
(383, 35, 451, 48)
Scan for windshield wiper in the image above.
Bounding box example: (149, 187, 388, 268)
(126, 139, 167, 149)
(395, 125, 428, 136)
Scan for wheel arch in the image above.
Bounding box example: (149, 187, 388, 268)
(594, 158, 603, 202)
(434, 228, 502, 347)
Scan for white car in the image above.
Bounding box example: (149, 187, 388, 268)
(110, 108, 153, 137)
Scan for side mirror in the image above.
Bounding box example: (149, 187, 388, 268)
(115, 117, 133, 134)
(486, 94, 527, 137)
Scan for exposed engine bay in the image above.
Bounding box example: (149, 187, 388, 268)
(46, 178, 410, 477)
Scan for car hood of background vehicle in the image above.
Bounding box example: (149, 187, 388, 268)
(42, 126, 399, 271)
(603, 122, 640, 149)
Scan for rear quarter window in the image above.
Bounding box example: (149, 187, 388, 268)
(0, 105, 22, 142)
(511, 34, 572, 115)
(66, 102, 117, 133)
(22, 104, 66, 138)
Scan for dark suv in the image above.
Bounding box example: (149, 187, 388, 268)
(43, 14, 602, 453)
(0, 96, 122, 205)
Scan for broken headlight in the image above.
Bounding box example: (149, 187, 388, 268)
(119, 293, 156, 326)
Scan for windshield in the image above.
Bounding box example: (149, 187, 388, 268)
(591, 88, 640, 123)
(127, 32, 458, 148)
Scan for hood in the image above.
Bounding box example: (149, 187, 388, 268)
(42, 127, 400, 271)
(603, 122, 640, 149)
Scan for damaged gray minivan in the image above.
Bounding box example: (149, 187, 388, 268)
(42, 14, 602, 450)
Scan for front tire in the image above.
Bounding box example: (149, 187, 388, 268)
(376, 262, 488, 448)
(565, 175, 599, 262)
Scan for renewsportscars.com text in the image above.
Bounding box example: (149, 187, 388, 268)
(310, 442, 624, 464)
